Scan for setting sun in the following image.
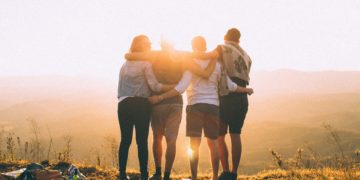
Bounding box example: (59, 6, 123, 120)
(1, 0, 359, 179)
(187, 147, 194, 158)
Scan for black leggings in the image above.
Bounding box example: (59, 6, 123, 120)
(118, 97, 151, 175)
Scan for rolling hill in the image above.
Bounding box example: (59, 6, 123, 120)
(0, 70, 359, 174)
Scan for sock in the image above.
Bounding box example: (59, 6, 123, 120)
(155, 167, 162, 175)
(164, 171, 171, 179)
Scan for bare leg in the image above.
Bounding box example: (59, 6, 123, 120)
(230, 134, 242, 173)
(217, 135, 230, 172)
(207, 138, 219, 180)
(153, 134, 163, 170)
(164, 136, 177, 173)
(189, 137, 201, 180)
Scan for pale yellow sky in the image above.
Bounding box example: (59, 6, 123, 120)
(0, 0, 359, 77)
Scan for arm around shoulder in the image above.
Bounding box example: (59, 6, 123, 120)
(124, 51, 163, 62)
(185, 58, 217, 79)
(192, 50, 219, 60)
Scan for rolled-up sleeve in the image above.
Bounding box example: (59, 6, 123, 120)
(227, 76, 238, 92)
(144, 62, 163, 92)
(174, 71, 192, 93)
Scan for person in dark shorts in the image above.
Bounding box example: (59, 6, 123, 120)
(190, 29, 253, 180)
(117, 35, 173, 180)
(186, 104, 220, 140)
(219, 78, 248, 135)
(186, 103, 221, 180)
(215, 28, 253, 180)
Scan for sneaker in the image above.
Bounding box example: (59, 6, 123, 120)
(149, 174, 162, 180)
(118, 174, 130, 180)
(218, 171, 231, 180)
(230, 172, 237, 180)
(141, 173, 149, 180)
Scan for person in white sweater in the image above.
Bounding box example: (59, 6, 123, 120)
(188, 29, 253, 180)
(149, 36, 253, 180)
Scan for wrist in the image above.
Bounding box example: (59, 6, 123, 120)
(158, 95, 164, 101)
(236, 87, 244, 92)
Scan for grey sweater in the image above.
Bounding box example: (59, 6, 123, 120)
(117, 61, 163, 101)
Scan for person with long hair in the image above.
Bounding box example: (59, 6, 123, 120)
(117, 35, 173, 180)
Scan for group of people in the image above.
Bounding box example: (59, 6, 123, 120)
(117, 28, 253, 180)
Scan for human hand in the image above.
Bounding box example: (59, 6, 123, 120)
(148, 96, 160, 104)
(160, 39, 175, 52)
(247, 88, 254, 95)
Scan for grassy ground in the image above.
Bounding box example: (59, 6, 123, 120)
(1, 161, 359, 180)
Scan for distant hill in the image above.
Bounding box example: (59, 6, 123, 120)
(0, 75, 115, 109)
(1, 70, 360, 131)
(250, 69, 360, 97)
(0, 70, 360, 174)
(1, 70, 360, 106)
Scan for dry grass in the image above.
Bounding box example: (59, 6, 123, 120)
(0, 160, 359, 179)
(0, 119, 359, 179)
(250, 168, 360, 180)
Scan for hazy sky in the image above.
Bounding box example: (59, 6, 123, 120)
(1, 0, 360, 78)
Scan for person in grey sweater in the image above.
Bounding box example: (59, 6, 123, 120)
(117, 35, 173, 180)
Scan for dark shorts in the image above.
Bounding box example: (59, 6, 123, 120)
(186, 103, 220, 140)
(219, 93, 248, 136)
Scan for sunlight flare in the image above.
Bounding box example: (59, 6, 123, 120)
(187, 147, 193, 158)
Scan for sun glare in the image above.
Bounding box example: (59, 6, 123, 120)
(187, 147, 193, 158)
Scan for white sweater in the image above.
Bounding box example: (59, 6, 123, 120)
(174, 59, 238, 106)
